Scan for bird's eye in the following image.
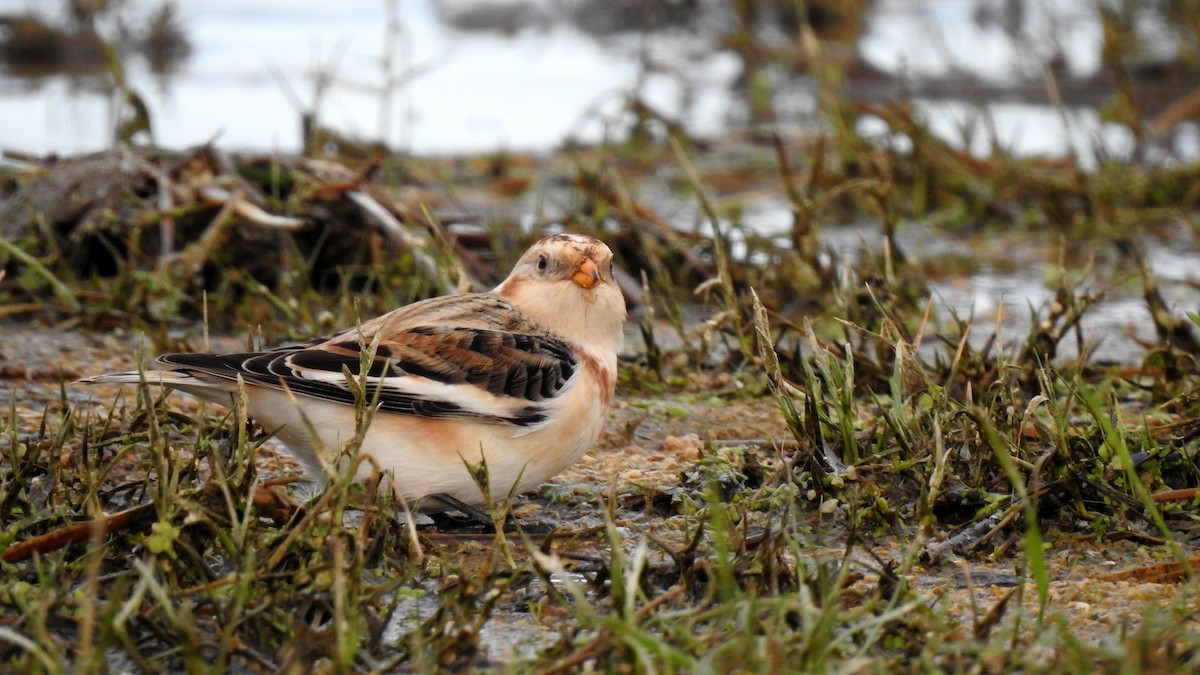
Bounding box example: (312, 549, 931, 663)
(537, 254, 548, 271)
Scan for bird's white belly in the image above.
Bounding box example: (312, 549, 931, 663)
(241, 386, 605, 509)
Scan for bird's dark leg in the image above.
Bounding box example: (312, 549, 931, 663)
(425, 492, 499, 527)
(422, 494, 555, 534)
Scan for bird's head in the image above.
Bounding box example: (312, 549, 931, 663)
(495, 233, 626, 353)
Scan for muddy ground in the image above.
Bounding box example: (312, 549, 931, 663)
(3, 315, 1195, 665)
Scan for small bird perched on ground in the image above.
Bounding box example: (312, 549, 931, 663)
(82, 233, 626, 512)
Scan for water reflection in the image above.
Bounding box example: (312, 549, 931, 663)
(0, 2, 188, 80)
(0, 0, 1194, 160)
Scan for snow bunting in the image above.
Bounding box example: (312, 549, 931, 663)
(82, 233, 626, 511)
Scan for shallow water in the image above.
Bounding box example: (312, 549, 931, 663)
(1, 0, 1195, 161)
(0, 0, 735, 155)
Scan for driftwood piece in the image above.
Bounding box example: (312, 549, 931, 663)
(922, 509, 1009, 563)
(347, 189, 466, 296)
(156, 185, 304, 280)
(197, 185, 307, 231)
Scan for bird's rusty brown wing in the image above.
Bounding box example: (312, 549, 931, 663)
(158, 294, 577, 426)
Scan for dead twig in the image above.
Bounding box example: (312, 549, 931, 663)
(2, 477, 304, 564)
(1097, 555, 1200, 584)
(197, 185, 308, 231)
(923, 509, 1009, 564)
(2, 502, 157, 563)
(347, 189, 470, 294)
(1151, 487, 1200, 502)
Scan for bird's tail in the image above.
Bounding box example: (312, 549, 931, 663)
(78, 370, 239, 407)
(77, 370, 199, 387)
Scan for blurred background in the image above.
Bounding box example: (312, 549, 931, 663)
(0, 0, 1197, 162)
(3, 0, 1200, 365)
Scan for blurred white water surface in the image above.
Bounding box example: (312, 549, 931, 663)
(0, 0, 1193, 160)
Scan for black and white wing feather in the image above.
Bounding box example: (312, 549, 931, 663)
(158, 294, 578, 427)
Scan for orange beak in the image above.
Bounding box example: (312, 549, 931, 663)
(572, 258, 600, 289)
